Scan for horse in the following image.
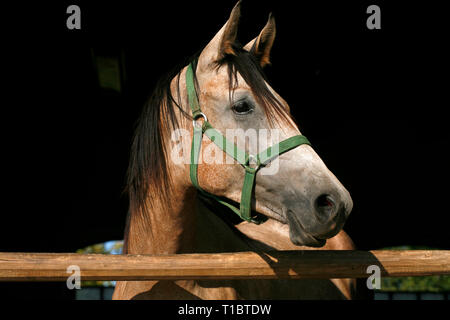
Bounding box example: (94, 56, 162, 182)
(113, 1, 361, 300)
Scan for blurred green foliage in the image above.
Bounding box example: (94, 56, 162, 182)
(380, 275, 450, 292)
(76, 240, 123, 287)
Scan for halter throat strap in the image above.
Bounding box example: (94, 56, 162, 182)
(186, 62, 311, 223)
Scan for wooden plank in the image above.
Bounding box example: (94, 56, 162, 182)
(0, 250, 449, 281)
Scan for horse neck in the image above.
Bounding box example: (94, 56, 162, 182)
(124, 162, 197, 255)
(125, 104, 197, 254)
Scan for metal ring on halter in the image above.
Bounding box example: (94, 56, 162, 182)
(192, 112, 208, 128)
(247, 154, 260, 171)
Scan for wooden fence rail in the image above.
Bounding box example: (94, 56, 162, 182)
(0, 250, 449, 281)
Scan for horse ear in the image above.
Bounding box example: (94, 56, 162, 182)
(243, 13, 276, 68)
(197, 1, 241, 71)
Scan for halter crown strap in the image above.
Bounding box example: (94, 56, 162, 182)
(186, 62, 311, 223)
(186, 63, 202, 119)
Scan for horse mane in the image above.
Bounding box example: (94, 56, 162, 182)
(123, 43, 294, 251)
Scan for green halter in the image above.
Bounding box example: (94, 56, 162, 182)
(186, 62, 311, 224)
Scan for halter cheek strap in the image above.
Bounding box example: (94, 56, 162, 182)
(186, 62, 311, 224)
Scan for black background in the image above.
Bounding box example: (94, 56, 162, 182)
(1, 0, 449, 299)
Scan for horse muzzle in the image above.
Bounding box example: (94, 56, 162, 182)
(285, 191, 353, 247)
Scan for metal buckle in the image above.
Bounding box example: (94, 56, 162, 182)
(192, 112, 208, 128)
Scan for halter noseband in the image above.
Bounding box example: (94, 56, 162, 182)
(186, 62, 311, 224)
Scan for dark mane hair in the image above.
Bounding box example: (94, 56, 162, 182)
(125, 43, 294, 228)
(125, 53, 196, 219)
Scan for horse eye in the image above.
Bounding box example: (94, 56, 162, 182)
(232, 100, 253, 115)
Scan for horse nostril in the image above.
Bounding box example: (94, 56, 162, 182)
(315, 194, 337, 219)
(316, 194, 334, 208)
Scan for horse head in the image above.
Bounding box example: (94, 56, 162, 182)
(178, 1, 353, 247)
